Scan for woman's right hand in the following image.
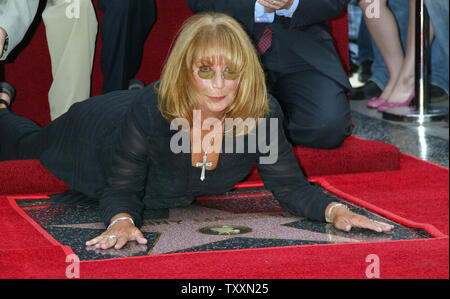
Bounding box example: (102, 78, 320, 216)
(86, 216, 147, 250)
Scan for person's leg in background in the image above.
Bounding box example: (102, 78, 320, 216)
(430, 38, 449, 99)
(270, 66, 352, 149)
(351, 0, 409, 100)
(375, 0, 447, 110)
(348, 0, 363, 76)
(42, 0, 98, 120)
(357, 20, 374, 83)
(425, 0, 449, 98)
(350, 0, 409, 100)
(98, 0, 156, 94)
(425, 0, 449, 70)
(382, 0, 448, 105)
(359, 0, 405, 101)
(356, 0, 447, 103)
(0, 107, 48, 161)
(379, 0, 416, 106)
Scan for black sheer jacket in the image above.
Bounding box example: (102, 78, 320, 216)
(41, 83, 334, 228)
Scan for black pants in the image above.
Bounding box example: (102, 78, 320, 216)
(266, 62, 353, 149)
(0, 109, 47, 161)
(99, 0, 156, 93)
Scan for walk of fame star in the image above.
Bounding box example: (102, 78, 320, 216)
(16, 190, 431, 261)
(46, 205, 393, 256)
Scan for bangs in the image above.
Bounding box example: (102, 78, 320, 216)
(187, 24, 246, 74)
(157, 12, 269, 135)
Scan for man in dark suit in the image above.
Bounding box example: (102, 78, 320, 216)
(186, 0, 352, 149)
(98, 0, 156, 93)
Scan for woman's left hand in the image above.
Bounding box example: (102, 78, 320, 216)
(328, 203, 394, 233)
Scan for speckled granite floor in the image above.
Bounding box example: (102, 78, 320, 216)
(351, 108, 449, 167)
(349, 77, 449, 168)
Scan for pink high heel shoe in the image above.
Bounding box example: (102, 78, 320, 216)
(377, 92, 415, 112)
(367, 97, 387, 108)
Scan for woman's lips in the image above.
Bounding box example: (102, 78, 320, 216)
(208, 95, 226, 101)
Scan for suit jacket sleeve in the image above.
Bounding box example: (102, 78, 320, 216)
(256, 97, 334, 222)
(0, 0, 39, 60)
(290, 0, 350, 28)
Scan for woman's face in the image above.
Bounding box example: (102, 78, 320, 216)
(191, 56, 239, 118)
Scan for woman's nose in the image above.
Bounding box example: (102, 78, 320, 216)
(211, 72, 225, 89)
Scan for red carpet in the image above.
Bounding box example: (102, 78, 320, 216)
(0, 138, 448, 279)
(310, 151, 450, 236)
(236, 136, 401, 188)
(0, 160, 68, 196)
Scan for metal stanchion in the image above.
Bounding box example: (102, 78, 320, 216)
(382, 0, 448, 123)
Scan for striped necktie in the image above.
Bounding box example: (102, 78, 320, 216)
(257, 26, 273, 55)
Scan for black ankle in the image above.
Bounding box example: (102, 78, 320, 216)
(0, 82, 16, 108)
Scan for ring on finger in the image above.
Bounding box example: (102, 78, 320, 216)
(104, 235, 118, 239)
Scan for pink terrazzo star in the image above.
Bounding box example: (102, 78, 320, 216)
(49, 205, 364, 255)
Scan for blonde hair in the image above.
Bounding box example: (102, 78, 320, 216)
(156, 12, 270, 136)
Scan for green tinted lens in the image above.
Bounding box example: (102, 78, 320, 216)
(198, 66, 215, 79)
(197, 66, 239, 80)
(223, 70, 239, 80)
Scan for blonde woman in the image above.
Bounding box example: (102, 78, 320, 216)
(0, 13, 393, 250)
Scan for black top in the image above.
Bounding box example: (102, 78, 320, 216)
(41, 83, 334, 228)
